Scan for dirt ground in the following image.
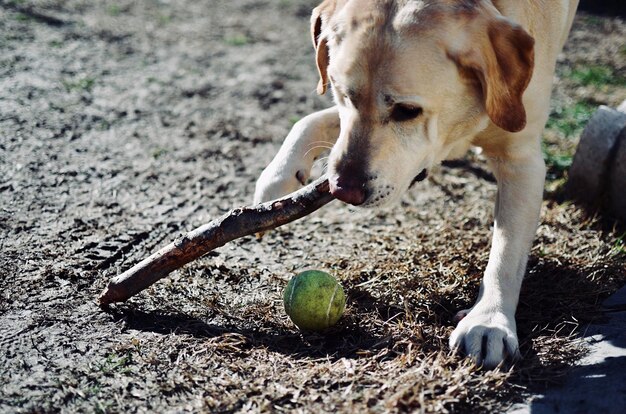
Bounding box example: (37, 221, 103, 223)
(1, 1, 625, 413)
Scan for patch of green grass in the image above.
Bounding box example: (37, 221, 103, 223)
(97, 352, 133, 376)
(611, 233, 626, 257)
(567, 65, 626, 87)
(583, 15, 603, 26)
(620, 45, 626, 57)
(14, 12, 31, 22)
(62, 77, 96, 93)
(94, 399, 114, 414)
(96, 120, 111, 131)
(224, 34, 250, 46)
(152, 147, 168, 159)
(289, 115, 301, 126)
(107, 4, 122, 16)
(145, 76, 168, 86)
(49, 39, 62, 48)
(157, 14, 171, 25)
(546, 101, 595, 138)
(85, 384, 102, 397)
(542, 143, 573, 177)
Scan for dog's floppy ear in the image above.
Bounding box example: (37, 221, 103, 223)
(311, 0, 341, 95)
(449, 15, 534, 132)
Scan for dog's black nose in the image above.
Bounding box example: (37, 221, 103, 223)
(329, 173, 367, 206)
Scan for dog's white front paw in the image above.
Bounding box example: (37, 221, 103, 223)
(254, 161, 308, 204)
(449, 306, 520, 369)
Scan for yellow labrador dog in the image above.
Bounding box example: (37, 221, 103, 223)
(255, 0, 578, 368)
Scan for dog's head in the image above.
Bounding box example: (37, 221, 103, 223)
(312, 0, 534, 206)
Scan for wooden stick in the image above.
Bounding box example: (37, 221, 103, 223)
(98, 177, 334, 305)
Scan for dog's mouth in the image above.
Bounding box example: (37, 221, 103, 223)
(410, 169, 428, 188)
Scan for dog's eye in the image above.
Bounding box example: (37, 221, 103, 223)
(390, 104, 423, 122)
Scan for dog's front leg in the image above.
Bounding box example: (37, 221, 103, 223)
(254, 107, 339, 203)
(450, 150, 546, 368)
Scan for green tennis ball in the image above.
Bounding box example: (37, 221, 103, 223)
(283, 270, 346, 331)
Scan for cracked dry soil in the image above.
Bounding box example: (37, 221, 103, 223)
(1, 1, 626, 413)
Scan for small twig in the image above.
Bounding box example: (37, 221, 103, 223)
(1, 3, 68, 27)
(98, 176, 334, 306)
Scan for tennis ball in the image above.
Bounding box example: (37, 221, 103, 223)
(283, 270, 346, 331)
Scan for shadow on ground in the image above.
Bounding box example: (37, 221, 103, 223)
(105, 304, 392, 361)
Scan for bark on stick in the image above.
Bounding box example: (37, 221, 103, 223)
(98, 177, 334, 305)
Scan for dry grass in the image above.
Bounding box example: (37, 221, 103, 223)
(95, 193, 625, 413)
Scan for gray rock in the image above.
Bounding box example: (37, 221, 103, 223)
(568, 106, 626, 204)
(608, 128, 626, 221)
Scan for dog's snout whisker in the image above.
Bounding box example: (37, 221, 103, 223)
(307, 140, 336, 147)
(303, 145, 333, 159)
